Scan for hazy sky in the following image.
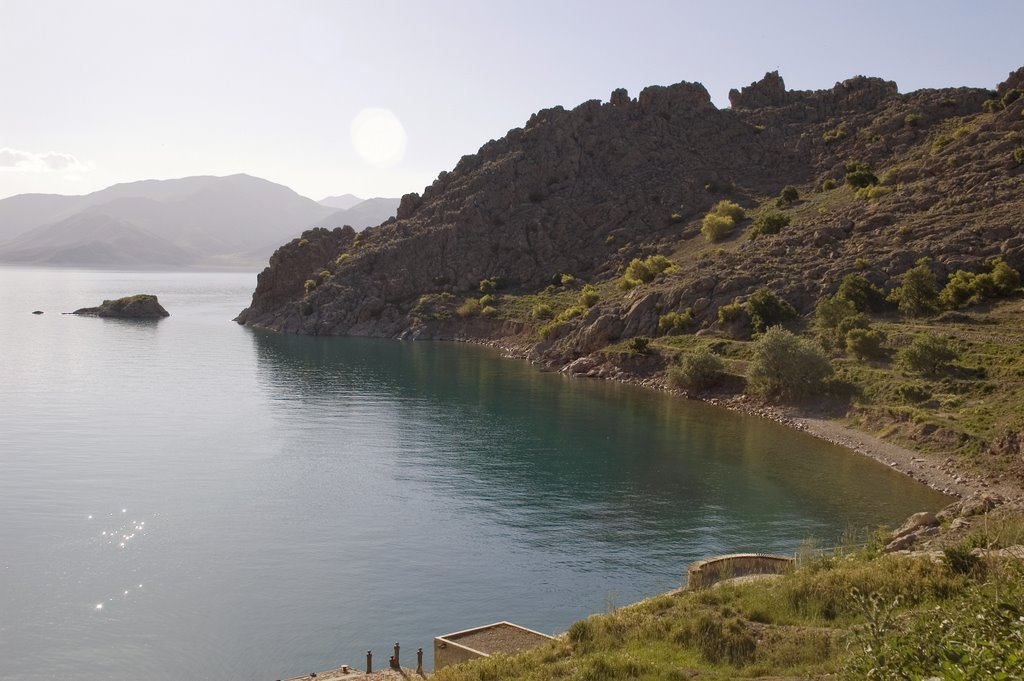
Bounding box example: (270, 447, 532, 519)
(2, 0, 1022, 201)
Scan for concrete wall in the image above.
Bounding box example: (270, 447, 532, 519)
(686, 553, 795, 589)
(434, 636, 488, 671)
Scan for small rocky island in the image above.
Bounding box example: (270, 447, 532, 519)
(72, 294, 169, 318)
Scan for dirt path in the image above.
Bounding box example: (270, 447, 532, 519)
(792, 415, 1022, 503)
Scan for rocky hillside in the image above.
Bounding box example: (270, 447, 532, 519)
(237, 68, 1024, 361)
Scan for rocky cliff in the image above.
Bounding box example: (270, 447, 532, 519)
(236, 67, 1024, 365)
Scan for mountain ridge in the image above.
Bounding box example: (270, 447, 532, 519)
(237, 67, 1024, 341)
(0, 174, 397, 269)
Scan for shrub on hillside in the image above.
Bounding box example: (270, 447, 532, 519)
(531, 303, 554, 320)
(747, 327, 833, 401)
(627, 336, 651, 354)
(844, 161, 878, 188)
(747, 288, 797, 334)
(836, 273, 886, 312)
(701, 200, 746, 242)
(717, 302, 745, 324)
(456, 298, 481, 317)
(668, 350, 725, 392)
(748, 211, 791, 240)
(617, 255, 678, 290)
(658, 309, 694, 334)
(776, 185, 799, 207)
(579, 284, 600, 307)
(898, 334, 957, 374)
(888, 258, 939, 317)
(845, 327, 886, 360)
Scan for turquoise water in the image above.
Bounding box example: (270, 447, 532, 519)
(0, 267, 950, 680)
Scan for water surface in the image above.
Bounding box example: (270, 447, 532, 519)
(0, 267, 950, 680)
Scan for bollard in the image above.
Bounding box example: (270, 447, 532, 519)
(416, 648, 423, 675)
(366, 650, 372, 674)
(394, 641, 400, 668)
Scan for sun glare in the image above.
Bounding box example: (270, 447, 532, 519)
(350, 108, 407, 168)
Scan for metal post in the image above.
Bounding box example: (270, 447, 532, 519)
(394, 642, 400, 668)
(416, 648, 423, 675)
(366, 650, 372, 674)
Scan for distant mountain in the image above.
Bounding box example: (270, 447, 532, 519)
(319, 193, 364, 210)
(312, 197, 400, 231)
(0, 174, 335, 269)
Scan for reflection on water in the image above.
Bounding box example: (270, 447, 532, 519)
(250, 331, 948, 561)
(0, 266, 951, 681)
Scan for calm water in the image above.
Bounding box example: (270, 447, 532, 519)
(0, 267, 949, 680)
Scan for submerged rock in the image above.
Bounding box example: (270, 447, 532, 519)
(72, 294, 169, 319)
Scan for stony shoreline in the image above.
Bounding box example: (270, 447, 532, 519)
(468, 334, 1024, 507)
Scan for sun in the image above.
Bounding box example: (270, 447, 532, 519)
(350, 108, 407, 168)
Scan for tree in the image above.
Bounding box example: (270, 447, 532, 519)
(888, 258, 939, 317)
(846, 328, 886, 360)
(668, 350, 725, 391)
(898, 334, 957, 374)
(747, 327, 833, 400)
(836, 273, 886, 312)
(747, 288, 796, 334)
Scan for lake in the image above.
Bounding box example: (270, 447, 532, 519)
(0, 267, 950, 680)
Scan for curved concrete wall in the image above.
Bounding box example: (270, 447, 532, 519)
(686, 553, 795, 589)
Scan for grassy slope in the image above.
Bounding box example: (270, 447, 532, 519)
(434, 517, 1024, 680)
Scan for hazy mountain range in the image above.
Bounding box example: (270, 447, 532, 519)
(0, 174, 399, 269)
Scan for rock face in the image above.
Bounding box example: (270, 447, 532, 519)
(236, 67, 1024, 364)
(73, 294, 169, 318)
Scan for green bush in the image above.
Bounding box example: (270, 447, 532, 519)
(836, 273, 886, 312)
(480, 305, 498, 317)
(712, 200, 745, 221)
(776, 185, 799, 206)
(456, 298, 481, 317)
(844, 161, 878, 188)
(747, 327, 833, 400)
(990, 257, 1021, 294)
(897, 383, 932, 403)
(748, 211, 791, 239)
(821, 178, 838, 191)
(904, 113, 920, 127)
(845, 327, 886, 359)
(531, 303, 554, 320)
(579, 284, 600, 307)
(898, 334, 957, 374)
(658, 309, 694, 334)
(822, 122, 847, 143)
(717, 302, 745, 324)
(701, 213, 736, 242)
(479, 277, 499, 294)
(747, 288, 796, 334)
(617, 255, 678, 290)
(479, 293, 496, 307)
(668, 350, 725, 391)
(888, 257, 939, 317)
(303, 278, 317, 294)
(701, 200, 746, 242)
(627, 336, 651, 354)
(1015, 147, 1024, 165)
(855, 185, 893, 199)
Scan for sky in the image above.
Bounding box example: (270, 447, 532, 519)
(2, 0, 1023, 202)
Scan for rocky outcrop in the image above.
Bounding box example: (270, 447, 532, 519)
(236, 67, 1024, 367)
(73, 294, 169, 318)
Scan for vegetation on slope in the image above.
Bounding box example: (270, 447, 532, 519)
(434, 517, 1024, 681)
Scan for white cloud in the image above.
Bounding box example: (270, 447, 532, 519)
(0, 147, 95, 173)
